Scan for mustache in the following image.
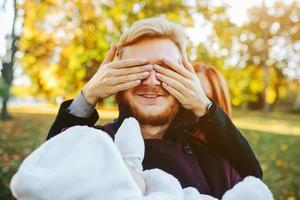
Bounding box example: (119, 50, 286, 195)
(133, 86, 168, 95)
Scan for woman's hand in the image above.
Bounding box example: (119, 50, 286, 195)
(154, 57, 211, 117)
(82, 44, 152, 105)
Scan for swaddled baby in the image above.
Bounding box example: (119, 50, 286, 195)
(10, 118, 273, 200)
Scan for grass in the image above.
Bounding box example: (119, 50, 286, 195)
(0, 105, 299, 200)
(232, 110, 300, 200)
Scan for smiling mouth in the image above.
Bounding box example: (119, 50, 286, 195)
(136, 94, 164, 98)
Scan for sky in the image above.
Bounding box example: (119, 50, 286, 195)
(226, 0, 263, 25)
(0, 0, 14, 57)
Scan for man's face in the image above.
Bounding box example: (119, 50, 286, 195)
(116, 38, 182, 126)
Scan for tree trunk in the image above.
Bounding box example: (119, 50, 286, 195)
(261, 0, 270, 116)
(1, 62, 13, 120)
(1, 88, 11, 120)
(0, 0, 17, 121)
(262, 63, 270, 115)
(270, 66, 285, 111)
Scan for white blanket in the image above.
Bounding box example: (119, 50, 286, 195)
(10, 118, 273, 200)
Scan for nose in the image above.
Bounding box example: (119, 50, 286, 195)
(142, 69, 161, 86)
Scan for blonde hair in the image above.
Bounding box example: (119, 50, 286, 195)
(116, 17, 188, 59)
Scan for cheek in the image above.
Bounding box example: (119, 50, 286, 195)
(123, 89, 134, 99)
(118, 89, 136, 107)
(164, 95, 178, 106)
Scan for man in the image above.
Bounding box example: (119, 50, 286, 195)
(47, 17, 262, 199)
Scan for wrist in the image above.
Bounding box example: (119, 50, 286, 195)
(67, 91, 96, 118)
(194, 98, 212, 117)
(82, 86, 98, 106)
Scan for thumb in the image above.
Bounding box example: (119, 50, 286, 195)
(102, 44, 117, 65)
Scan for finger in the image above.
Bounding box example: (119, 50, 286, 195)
(161, 82, 185, 103)
(113, 80, 141, 93)
(156, 72, 187, 95)
(153, 64, 191, 89)
(162, 58, 192, 79)
(102, 44, 117, 65)
(182, 56, 195, 73)
(110, 71, 150, 85)
(112, 64, 153, 76)
(108, 58, 148, 69)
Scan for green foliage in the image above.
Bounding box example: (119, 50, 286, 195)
(236, 1, 300, 107)
(191, 1, 300, 108)
(20, 0, 192, 101)
(18, 0, 300, 109)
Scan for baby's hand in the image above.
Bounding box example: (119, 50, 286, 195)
(128, 166, 146, 195)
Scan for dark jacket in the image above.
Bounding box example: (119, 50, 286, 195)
(47, 99, 262, 198)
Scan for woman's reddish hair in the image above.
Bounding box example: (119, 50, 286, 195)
(194, 62, 232, 116)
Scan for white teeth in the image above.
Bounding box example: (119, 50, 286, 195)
(142, 95, 158, 98)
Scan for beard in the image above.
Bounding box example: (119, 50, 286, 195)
(115, 86, 180, 126)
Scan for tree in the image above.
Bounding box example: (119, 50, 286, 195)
(20, 0, 193, 103)
(237, 1, 300, 113)
(192, 1, 237, 67)
(0, 0, 20, 120)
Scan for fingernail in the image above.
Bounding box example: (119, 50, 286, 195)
(135, 80, 141, 84)
(145, 65, 153, 70)
(110, 44, 115, 50)
(154, 65, 160, 70)
(163, 58, 170, 63)
(140, 58, 148, 63)
(162, 82, 167, 87)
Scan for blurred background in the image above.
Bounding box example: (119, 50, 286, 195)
(0, 0, 299, 199)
